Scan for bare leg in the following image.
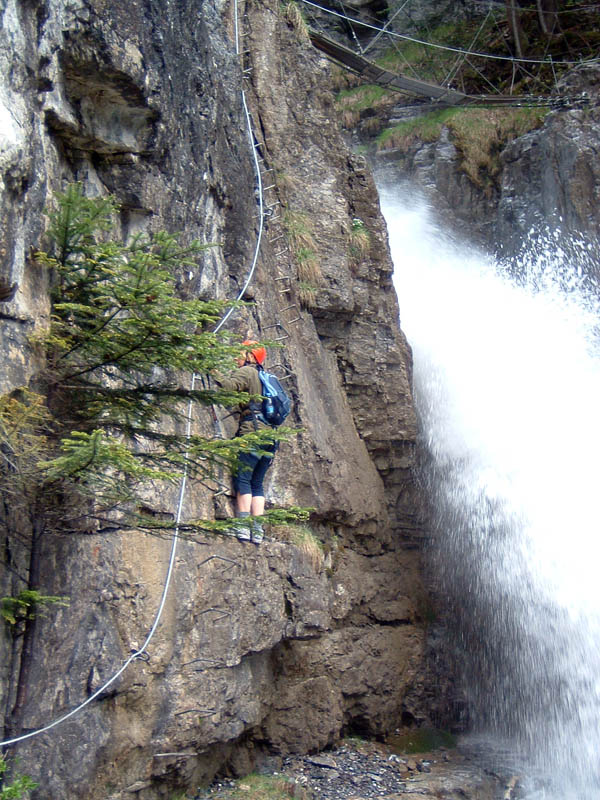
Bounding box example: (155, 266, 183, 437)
(250, 495, 265, 515)
(236, 493, 252, 513)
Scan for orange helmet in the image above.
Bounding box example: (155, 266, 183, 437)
(242, 339, 266, 365)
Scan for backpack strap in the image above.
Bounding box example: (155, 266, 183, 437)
(246, 364, 265, 430)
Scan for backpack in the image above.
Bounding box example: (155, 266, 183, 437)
(252, 367, 291, 427)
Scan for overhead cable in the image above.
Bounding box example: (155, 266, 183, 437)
(299, 0, 600, 66)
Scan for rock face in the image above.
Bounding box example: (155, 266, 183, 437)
(0, 0, 430, 798)
(497, 66, 600, 255)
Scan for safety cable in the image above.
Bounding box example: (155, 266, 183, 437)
(0, 0, 266, 751)
(470, 0, 600, 13)
(299, 0, 600, 66)
(333, 0, 364, 54)
(0, 397, 192, 748)
(443, 6, 493, 88)
(362, 0, 411, 55)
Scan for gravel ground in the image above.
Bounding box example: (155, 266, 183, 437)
(194, 739, 514, 800)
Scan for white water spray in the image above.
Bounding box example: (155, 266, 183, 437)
(379, 182, 600, 798)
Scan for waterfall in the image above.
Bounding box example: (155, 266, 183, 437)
(379, 181, 600, 799)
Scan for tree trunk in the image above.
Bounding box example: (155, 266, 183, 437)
(505, 0, 526, 58)
(5, 517, 44, 739)
(536, 0, 559, 37)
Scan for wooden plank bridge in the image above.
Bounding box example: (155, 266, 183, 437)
(308, 28, 587, 109)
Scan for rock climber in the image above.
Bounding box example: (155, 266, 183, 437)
(213, 340, 277, 543)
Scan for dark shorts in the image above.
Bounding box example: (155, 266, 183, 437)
(233, 445, 276, 496)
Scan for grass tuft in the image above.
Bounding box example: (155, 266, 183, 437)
(349, 217, 371, 260)
(335, 84, 396, 128)
(283, 210, 324, 290)
(282, 1, 310, 42)
(377, 107, 548, 191)
(276, 524, 325, 571)
(227, 774, 299, 799)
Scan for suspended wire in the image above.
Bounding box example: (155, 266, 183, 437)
(470, 0, 600, 13)
(443, 6, 494, 87)
(299, 0, 600, 66)
(362, 0, 411, 55)
(0, 0, 266, 751)
(465, 56, 504, 95)
(333, 0, 364, 54)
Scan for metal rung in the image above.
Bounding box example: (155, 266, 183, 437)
(269, 234, 284, 242)
(286, 317, 301, 324)
(274, 276, 290, 281)
(281, 304, 297, 312)
(266, 201, 280, 209)
(279, 289, 291, 294)
(274, 251, 287, 257)
(275, 334, 289, 341)
(263, 184, 276, 191)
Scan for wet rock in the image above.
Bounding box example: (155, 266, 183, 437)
(306, 754, 338, 768)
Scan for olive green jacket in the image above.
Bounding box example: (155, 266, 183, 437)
(214, 365, 267, 436)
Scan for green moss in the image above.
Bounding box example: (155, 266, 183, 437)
(447, 107, 548, 189)
(336, 84, 392, 112)
(335, 84, 397, 128)
(388, 727, 457, 754)
(226, 774, 297, 799)
(376, 108, 458, 150)
(377, 106, 548, 191)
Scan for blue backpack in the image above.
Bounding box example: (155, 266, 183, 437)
(254, 367, 291, 427)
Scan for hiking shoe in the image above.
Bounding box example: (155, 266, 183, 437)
(251, 522, 264, 544)
(226, 523, 251, 541)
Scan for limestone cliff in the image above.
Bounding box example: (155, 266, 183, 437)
(0, 0, 428, 797)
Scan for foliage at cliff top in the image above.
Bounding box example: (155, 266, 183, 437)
(376, 107, 548, 192)
(335, 4, 598, 131)
(373, 6, 598, 97)
(0, 185, 302, 538)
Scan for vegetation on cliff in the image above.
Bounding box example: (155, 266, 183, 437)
(376, 106, 547, 191)
(332, 0, 597, 189)
(2, 186, 295, 538)
(0, 185, 304, 741)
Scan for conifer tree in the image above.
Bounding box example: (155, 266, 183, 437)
(0, 185, 304, 739)
(1, 184, 302, 538)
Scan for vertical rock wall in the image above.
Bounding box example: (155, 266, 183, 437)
(497, 66, 600, 256)
(0, 0, 430, 798)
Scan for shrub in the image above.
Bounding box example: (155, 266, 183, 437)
(0, 757, 38, 799)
